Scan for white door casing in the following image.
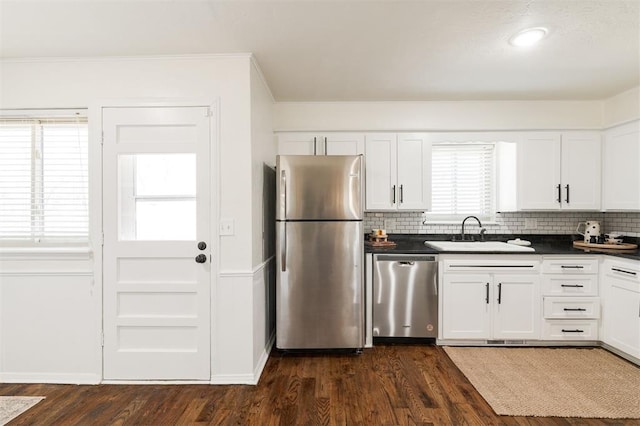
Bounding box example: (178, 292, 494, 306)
(102, 106, 212, 380)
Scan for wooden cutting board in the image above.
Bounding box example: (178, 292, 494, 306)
(573, 241, 637, 251)
(365, 240, 397, 247)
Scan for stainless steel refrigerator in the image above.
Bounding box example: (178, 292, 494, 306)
(276, 155, 364, 350)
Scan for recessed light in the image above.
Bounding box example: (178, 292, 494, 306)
(509, 27, 548, 47)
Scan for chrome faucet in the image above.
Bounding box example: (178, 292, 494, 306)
(460, 215, 486, 241)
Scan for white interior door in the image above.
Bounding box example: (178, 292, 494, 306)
(102, 106, 211, 380)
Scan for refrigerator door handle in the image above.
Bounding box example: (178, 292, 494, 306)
(281, 222, 287, 272)
(280, 169, 287, 219)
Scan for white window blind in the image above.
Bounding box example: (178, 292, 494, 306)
(431, 143, 495, 218)
(0, 115, 88, 243)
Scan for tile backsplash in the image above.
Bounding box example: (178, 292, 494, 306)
(364, 211, 640, 237)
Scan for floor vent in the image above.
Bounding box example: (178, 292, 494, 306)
(486, 340, 526, 345)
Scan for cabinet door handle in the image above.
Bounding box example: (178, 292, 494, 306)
(565, 184, 570, 203)
(561, 265, 584, 269)
(561, 284, 584, 288)
(563, 308, 586, 312)
(400, 184, 404, 203)
(557, 184, 561, 203)
(485, 282, 489, 304)
(281, 223, 287, 272)
(561, 329, 584, 333)
(612, 267, 637, 276)
(392, 185, 396, 204)
(313, 137, 317, 155)
(497, 282, 502, 304)
(324, 137, 328, 155)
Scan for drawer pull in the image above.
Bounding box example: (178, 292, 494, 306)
(561, 329, 584, 333)
(450, 265, 534, 268)
(561, 284, 584, 288)
(611, 267, 637, 276)
(563, 308, 587, 312)
(561, 265, 584, 269)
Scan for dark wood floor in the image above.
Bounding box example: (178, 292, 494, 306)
(2, 344, 638, 425)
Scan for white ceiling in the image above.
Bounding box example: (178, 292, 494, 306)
(1, 0, 638, 101)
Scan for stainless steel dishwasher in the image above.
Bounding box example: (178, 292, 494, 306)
(373, 254, 438, 338)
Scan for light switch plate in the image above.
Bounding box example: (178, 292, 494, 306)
(220, 219, 235, 236)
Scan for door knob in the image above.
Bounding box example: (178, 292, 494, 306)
(195, 254, 207, 263)
(198, 241, 207, 250)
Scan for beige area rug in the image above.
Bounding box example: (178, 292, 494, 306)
(0, 396, 44, 425)
(444, 347, 640, 419)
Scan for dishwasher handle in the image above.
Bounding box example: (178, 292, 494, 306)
(375, 255, 437, 262)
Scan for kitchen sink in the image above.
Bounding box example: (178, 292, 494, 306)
(424, 241, 535, 252)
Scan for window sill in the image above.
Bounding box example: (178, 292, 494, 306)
(0, 246, 92, 260)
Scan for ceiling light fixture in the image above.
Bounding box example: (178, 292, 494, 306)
(509, 27, 548, 47)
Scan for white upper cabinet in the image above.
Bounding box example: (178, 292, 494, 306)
(277, 133, 364, 156)
(364, 133, 397, 210)
(325, 133, 365, 155)
(517, 131, 601, 210)
(364, 133, 431, 211)
(603, 121, 640, 210)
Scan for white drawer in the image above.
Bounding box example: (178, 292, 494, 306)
(542, 257, 599, 274)
(542, 275, 598, 296)
(543, 297, 600, 319)
(543, 320, 599, 340)
(605, 261, 640, 292)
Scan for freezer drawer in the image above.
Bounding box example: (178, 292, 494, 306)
(276, 155, 363, 221)
(373, 254, 438, 338)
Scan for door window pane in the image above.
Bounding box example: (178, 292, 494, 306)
(119, 153, 196, 241)
(135, 154, 195, 197)
(135, 200, 196, 240)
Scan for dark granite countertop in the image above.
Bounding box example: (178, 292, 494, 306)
(365, 234, 640, 261)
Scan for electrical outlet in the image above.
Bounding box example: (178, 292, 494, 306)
(220, 219, 235, 236)
(524, 218, 537, 229)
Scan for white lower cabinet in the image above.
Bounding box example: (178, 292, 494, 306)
(541, 256, 600, 341)
(602, 258, 640, 359)
(441, 257, 540, 340)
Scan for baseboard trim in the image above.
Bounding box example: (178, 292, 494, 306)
(210, 373, 258, 385)
(253, 332, 275, 384)
(0, 372, 101, 385)
(101, 380, 211, 385)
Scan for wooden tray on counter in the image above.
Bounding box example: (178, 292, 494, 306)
(365, 239, 397, 248)
(572, 241, 638, 251)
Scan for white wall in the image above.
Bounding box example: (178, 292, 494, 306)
(249, 60, 276, 373)
(0, 54, 264, 383)
(0, 253, 100, 384)
(602, 86, 640, 128)
(250, 60, 276, 267)
(274, 100, 604, 132)
(0, 54, 253, 271)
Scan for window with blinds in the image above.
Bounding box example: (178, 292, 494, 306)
(429, 143, 495, 221)
(0, 114, 88, 243)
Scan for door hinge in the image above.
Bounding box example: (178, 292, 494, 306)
(101, 131, 104, 145)
(100, 232, 104, 246)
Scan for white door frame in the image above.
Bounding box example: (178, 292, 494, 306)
(90, 98, 220, 383)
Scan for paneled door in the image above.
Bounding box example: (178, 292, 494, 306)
(102, 106, 211, 380)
